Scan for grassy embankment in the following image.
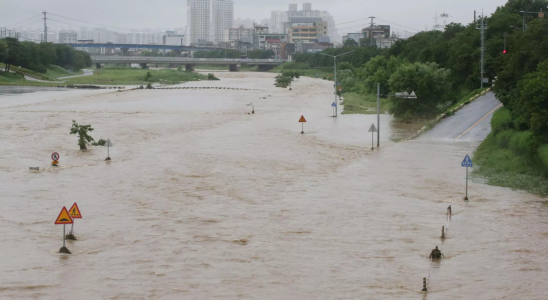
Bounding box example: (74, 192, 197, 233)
(194, 64, 258, 71)
(473, 107, 548, 196)
(65, 68, 206, 85)
(270, 62, 334, 79)
(1, 66, 207, 86)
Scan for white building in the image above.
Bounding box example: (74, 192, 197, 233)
(186, 0, 211, 45)
(223, 27, 253, 42)
(212, 0, 234, 44)
(59, 30, 77, 43)
(269, 11, 287, 34)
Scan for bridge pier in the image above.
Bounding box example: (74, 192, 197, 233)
(258, 65, 275, 72)
(185, 64, 195, 71)
(95, 63, 102, 69)
(229, 64, 240, 72)
(140, 63, 148, 69)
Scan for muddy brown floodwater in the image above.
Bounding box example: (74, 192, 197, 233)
(1, 72, 547, 300)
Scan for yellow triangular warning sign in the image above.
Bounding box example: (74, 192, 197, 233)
(69, 202, 82, 219)
(299, 115, 307, 122)
(55, 206, 73, 225)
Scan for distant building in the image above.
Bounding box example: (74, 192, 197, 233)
(362, 25, 391, 40)
(59, 30, 77, 44)
(224, 27, 253, 42)
(212, 0, 234, 44)
(303, 3, 312, 11)
(342, 33, 362, 45)
(186, 0, 211, 45)
(163, 31, 185, 45)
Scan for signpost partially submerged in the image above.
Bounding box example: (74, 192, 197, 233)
(51, 152, 59, 166)
(105, 139, 113, 161)
(55, 206, 73, 254)
(66, 202, 82, 240)
(368, 123, 378, 150)
(299, 115, 307, 134)
(462, 155, 473, 200)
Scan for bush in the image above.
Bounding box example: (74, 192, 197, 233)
(491, 107, 513, 135)
(146, 83, 153, 89)
(282, 70, 300, 79)
(92, 138, 106, 146)
(144, 71, 152, 81)
(495, 129, 515, 148)
(280, 62, 310, 70)
(207, 73, 219, 80)
(508, 131, 532, 154)
(275, 75, 292, 88)
(539, 144, 548, 169)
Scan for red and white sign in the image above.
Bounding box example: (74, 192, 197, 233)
(51, 152, 60, 161)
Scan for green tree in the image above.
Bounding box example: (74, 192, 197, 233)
(3, 38, 22, 73)
(70, 120, 95, 150)
(511, 59, 548, 147)
(343, 38, 359, 48)
(388, 62, 453, 119)
(0, 40, 8, 65)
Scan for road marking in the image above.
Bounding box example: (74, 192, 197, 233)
(454, 103, 503, 140)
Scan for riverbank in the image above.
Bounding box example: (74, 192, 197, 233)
(0, 68, 209, 86)
(473, 108, 548, 196)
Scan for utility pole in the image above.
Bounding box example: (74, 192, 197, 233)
(476, 11, 487, 88)
(369, 16, 375, 46)
(377, 83, 380, 147)
(43, 11, 48, 43)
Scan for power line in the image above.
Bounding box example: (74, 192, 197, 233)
(48, 12, 135, 31)
(1, 13, 43, 28)
(375, 17, 422, 32)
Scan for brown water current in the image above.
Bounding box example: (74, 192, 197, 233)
(1, 72, 547, 299)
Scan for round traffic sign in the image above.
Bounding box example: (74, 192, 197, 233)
(51, 152, 60, 161)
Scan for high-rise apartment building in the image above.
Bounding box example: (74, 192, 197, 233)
(59, 30, 77, 43)
(186, 0, 211, 45)
(212, 0, 234, 44)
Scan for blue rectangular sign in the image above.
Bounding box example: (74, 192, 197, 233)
(331, 102, 337, 107)
(462, 155, 473, 167)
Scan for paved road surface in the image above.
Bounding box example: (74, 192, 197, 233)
(419, 92, 502, 142)
(58, 69, 93, 79)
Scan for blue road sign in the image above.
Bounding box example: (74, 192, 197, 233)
(462, 155, 473, 167)
(331, 102, 337, 107)
(337, 82, 340, 86)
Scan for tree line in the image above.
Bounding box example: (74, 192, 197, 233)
(0, 37, 92, 74)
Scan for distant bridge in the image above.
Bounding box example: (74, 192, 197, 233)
(90, 56, 286, 71)
(67, 43, 223, 52)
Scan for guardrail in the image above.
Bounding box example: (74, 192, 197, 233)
(90, 56, 286, 64)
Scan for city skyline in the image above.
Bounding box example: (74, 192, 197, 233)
(1, 0, 507, 37)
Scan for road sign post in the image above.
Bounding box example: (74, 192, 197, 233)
(51, 152, 60, 166)
(299, 115, 307, 134)
(67, 202, 82, 240)
(462, 155, 473, 200)
(368, 124, 378, 150)
(331, 102, 336, 117)
(105, 139, 113, 161)
(55, 206, 73, 254)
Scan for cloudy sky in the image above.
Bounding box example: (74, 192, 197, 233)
(0, 0, 507, 34)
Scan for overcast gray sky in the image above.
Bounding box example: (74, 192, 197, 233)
(0, 0, 507, 34)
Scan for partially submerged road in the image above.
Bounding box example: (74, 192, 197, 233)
(419, 92, 502, 142)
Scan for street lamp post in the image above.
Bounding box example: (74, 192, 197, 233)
(320, 51, 355, 117)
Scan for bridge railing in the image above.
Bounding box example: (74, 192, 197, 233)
(90, 56, 286, 64)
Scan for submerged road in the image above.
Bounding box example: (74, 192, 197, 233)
(419, 92, 502, 141)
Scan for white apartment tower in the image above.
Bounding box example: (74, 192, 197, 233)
(212, 0, 234, 44)
(186, 0, 211, 45)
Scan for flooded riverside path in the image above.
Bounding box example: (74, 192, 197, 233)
(1, 72, 547, 299)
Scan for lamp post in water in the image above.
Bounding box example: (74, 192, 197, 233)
(320, 51, 354, 117)
(376, 87, 417, 148)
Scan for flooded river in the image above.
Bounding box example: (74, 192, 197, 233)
(1, 72, 547, 299)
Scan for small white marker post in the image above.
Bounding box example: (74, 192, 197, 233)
(462, 155, 473, 200)
(368, 123, 378, 150)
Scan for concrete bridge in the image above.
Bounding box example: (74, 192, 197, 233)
(68, 43, 223, 52)
(90, 56, 286, 72)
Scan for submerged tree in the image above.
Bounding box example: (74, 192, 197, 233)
(70, 120, 94, 150)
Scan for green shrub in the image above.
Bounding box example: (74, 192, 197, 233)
(280, 62, 310, 70)
(491, 107, 512, 135)
(146, 83, 153, 89)
(275, 74, 292, 87)
(495, 129, 515, 148)
(207, 73, 219, 80)
(92, 138, 106, 146)
(539, 144, 548, 169)
(508, 131, 532, 154)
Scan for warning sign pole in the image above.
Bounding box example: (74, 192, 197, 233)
(63, 224, 66, 248)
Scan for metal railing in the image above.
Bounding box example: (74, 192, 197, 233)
(90, 56, 286, 64)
